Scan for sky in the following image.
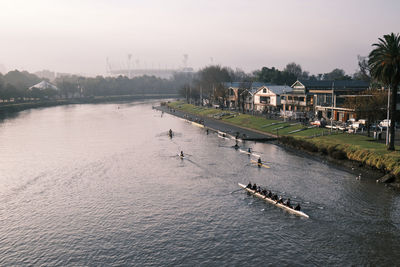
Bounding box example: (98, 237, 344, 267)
(0, 0, 399, 76)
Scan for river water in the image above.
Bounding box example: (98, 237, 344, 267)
(0, 101, 399, 266)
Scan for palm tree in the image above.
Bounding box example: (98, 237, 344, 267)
(368, 33, 400, 151)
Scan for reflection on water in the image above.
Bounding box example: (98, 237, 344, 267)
(0, 101, 399, 266)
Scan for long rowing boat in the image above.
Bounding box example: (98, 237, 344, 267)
(238, 149, 261, 158)
(238, 183, 309, 218)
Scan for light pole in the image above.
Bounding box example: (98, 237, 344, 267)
(330, 81, 334, 132)
(386, 85, 390, 146)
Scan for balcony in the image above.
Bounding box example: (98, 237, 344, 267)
(281, 99, 307, 106)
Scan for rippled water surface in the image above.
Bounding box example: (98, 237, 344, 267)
(1, 101, 399, 266)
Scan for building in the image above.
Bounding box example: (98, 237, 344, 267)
(225, 82, 270, 109)
(253, 85, 292, 112)
(28, 80, 59, 91)
(282, 79, 369, 121)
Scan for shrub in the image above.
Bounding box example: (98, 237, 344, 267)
(331, 150, 347, 160)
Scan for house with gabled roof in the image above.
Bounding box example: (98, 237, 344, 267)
(224, 82, 270, 109)
(253, 85, 292, 112)
(282, 79, 369, 121)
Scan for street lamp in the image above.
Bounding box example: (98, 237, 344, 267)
(386, 85, 390, 146)
(330, 81, 334, 132)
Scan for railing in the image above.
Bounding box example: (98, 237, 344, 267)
(281, 100, 307, 106)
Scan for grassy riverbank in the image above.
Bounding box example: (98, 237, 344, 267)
(167, 101, 400, 178)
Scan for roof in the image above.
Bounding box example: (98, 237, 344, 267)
(294, 79, 369, 90)
(261, 85, 292, 95)
(224, 82, 272, 89)
(29, 80, 59, 91)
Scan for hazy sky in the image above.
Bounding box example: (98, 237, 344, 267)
(0, 0, 399, 76)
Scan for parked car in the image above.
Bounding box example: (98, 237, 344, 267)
(311, 120, 326, 127)
(379, 119, 390, 128)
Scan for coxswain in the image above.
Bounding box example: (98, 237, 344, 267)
(180, 151, 184, 157)
(294, 203, 301, 211)
(246, 182, 252, 188)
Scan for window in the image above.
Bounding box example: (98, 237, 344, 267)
(299, 97, 305, 102)
(263, 89, 267, 93)
(260, 96, 270, 103)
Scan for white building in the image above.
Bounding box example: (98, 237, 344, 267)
(254, 85, 292, 112)
(28, 80, 59, 91)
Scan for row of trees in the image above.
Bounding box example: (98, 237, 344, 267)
(179, 60, 371, 111)
(0, 57, 370, 102)
(0, 70, 188, 100)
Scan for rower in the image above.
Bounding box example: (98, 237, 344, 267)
(169, 129, 173, 137)
(248, 148, 251, 154)
(234, 142, 239, 150)
(252, 183, 257, 190)
(294, 203, 301, 211)
(268, 191, 272, 198)
(206, 129, 209, 135)
(246, 182, 252, 188)
(180, 151, 184, 157)
(286, 198, 291, 207)
(257, 158, 262, 166)
(276, 197, 284, 204)
(262, 188, 267, 195)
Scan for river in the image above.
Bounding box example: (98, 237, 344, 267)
(0, 101, 399, 266)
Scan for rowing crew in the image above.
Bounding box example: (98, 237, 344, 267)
(246, 182, 301, 211)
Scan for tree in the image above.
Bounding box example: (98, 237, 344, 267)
(196, 65, 232, 104)
(323, 68, 352, 80)
(284, 62, 302, 78)
(368, 32, 400, 150)
(353, 55, 371, 82)
(344, 89, 387, 137)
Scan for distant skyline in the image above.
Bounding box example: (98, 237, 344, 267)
(0, 0, 399, 76)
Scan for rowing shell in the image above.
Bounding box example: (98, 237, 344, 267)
(250, 159, 270, 169)
(238, 149, 261, 158)
(238, 183, 309, 218)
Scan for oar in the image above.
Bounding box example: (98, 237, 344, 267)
(230, 188, 244, 194)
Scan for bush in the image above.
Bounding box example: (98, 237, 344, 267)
(319, 146, 328, 155)
(331, 150, 347, 160)
(301, 141, 318, 152)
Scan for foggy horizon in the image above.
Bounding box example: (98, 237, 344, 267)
(1, 0, 399, 76)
